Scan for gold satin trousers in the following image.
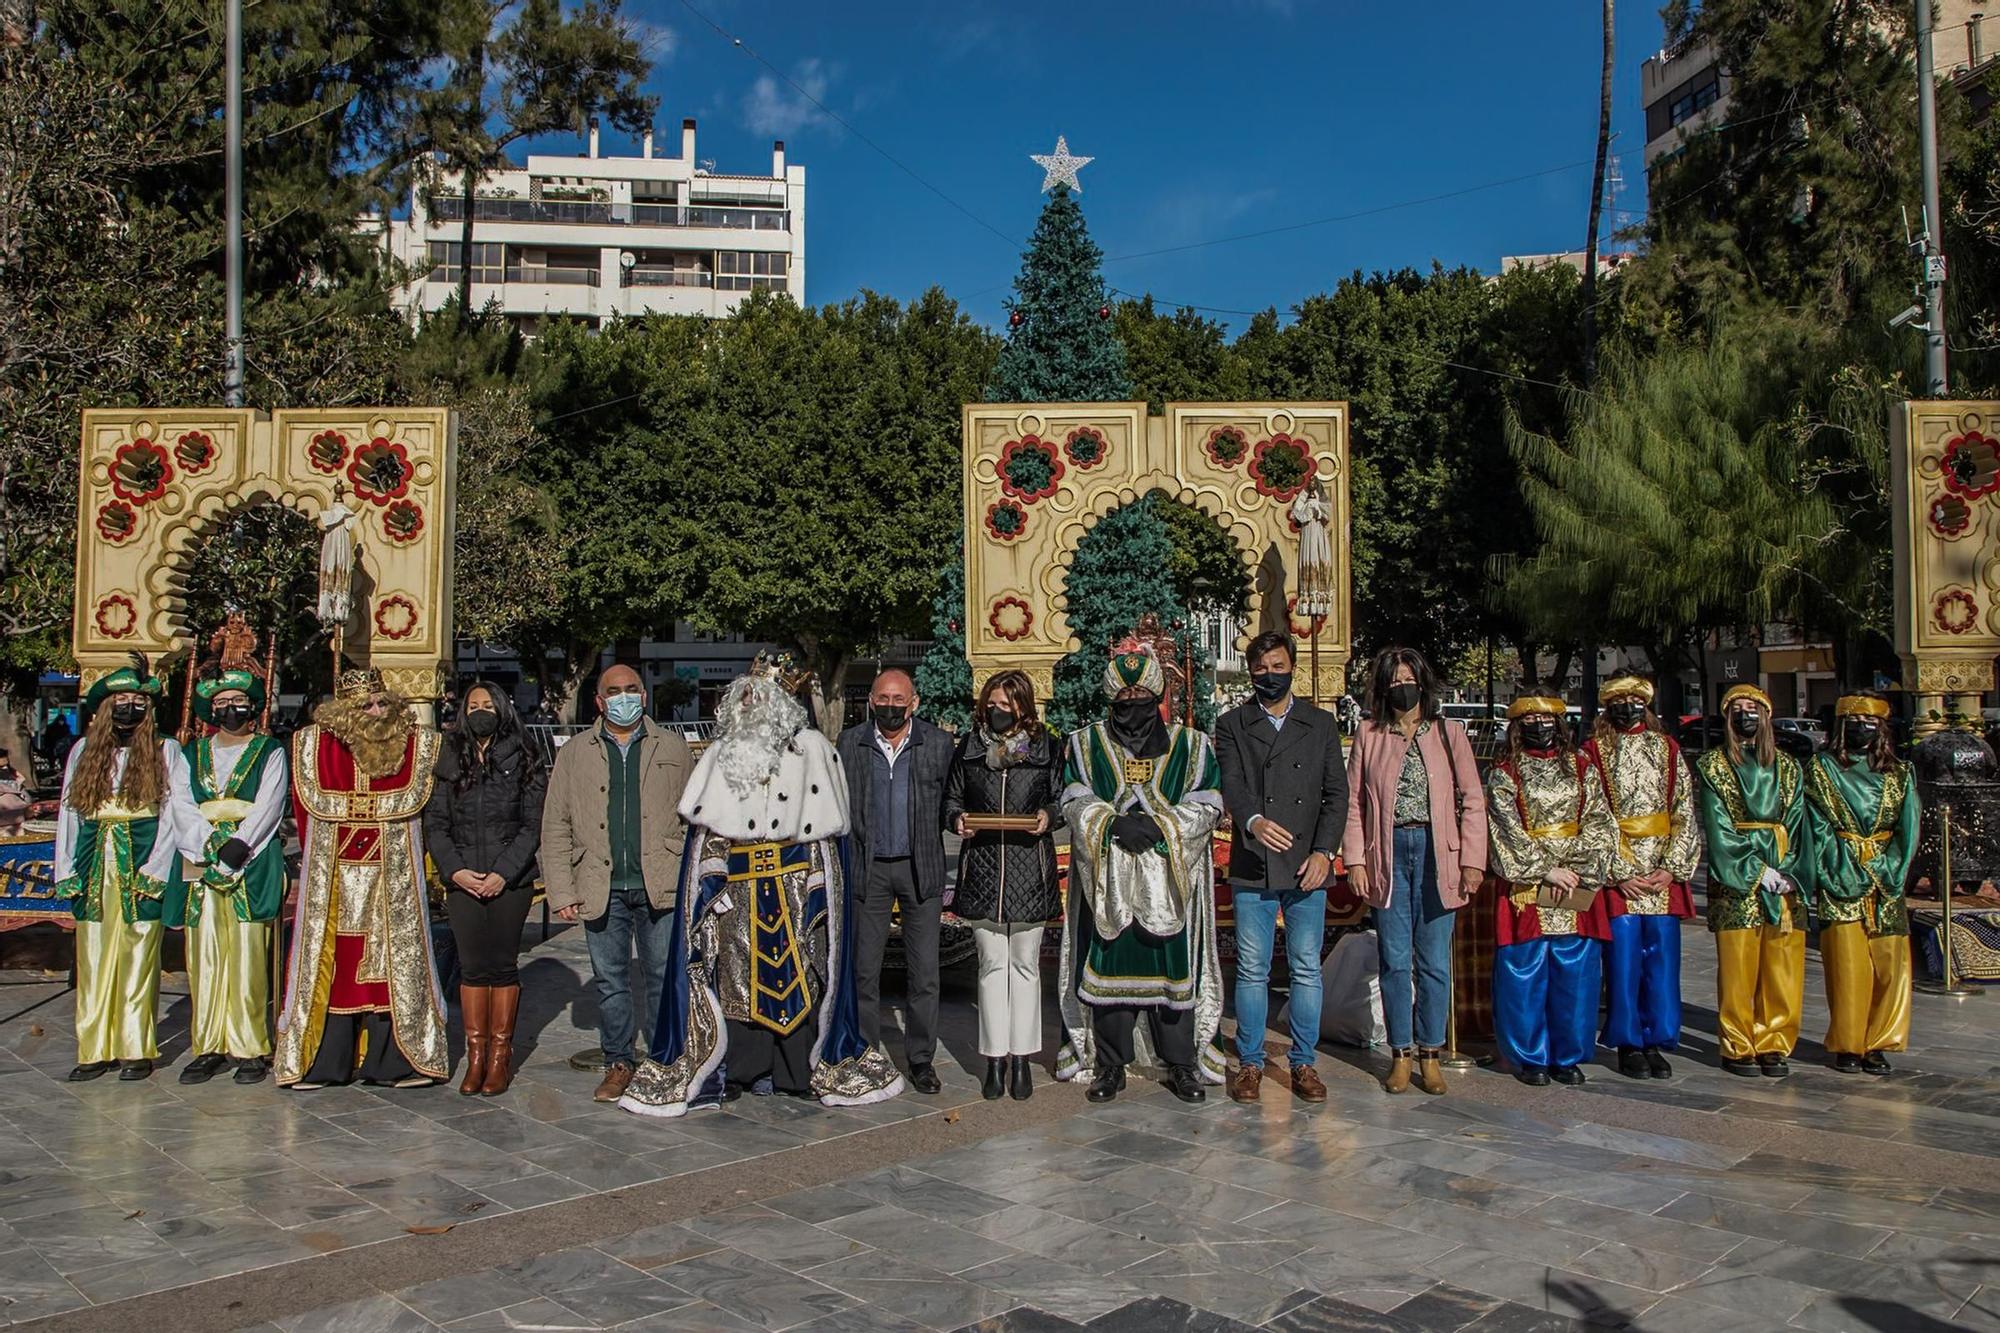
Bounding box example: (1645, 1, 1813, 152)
(1820, 922, 1912, 1055)
(74, 915, 162, 1064)
(187, 898, 273, 1060)
(1714, 924, 1804, 1059)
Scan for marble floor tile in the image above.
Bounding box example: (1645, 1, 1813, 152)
(682, 1203, 874, 1270)
(442, 1296, 591, 1330)
(965, 1203, 1164, 1276)
(1261, 1294, 1422, 1332)
(820, 1202, 1007, 1276)
(276, 1292, 437, 1332)
(1383, 1199, 1595, 1269)
(654, 1245, 858, 1330)
(592, 1222, 729, 1271)
(0, 1247, 89, 1323)
(842, 1164, 1017, 1225)
(501, 1243, 655, 1295)
(765, 1184, 878, 1225)
(1078, 1294, 1259, 1331)
(958, 1251, 1147, 1323)
(1518, 1197, 1745, 1265)
(802, 1249, 1018, 1329)
(552, 1275, 700, 1328)
(1420, 1246, 1658, 1327)
(1387, 1282, 1506, 1332)
(1654, 1193, 1890, 1259)
(395, 1269, 540, 1324)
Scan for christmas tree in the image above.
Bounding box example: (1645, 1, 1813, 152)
(914, 539, 972, 728)
(985, 183, 1132, 402)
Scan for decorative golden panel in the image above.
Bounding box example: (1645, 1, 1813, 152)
(73, 407, 457, 698)
(962, 401, 1350, 694)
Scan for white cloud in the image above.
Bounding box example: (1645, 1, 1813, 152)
(629, 19, 678, 61)
(741, 57, 834, 137)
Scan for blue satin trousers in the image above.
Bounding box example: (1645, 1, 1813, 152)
(1494, 935, 1601, 1072)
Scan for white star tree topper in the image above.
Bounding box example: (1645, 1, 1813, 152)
(1030, 135, 1094, 193)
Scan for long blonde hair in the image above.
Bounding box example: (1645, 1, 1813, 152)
(65, 704, 164, 814)
(1722, 706, 1776, 768)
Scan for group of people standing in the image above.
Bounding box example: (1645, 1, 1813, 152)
(52, 632, 1920, 1111)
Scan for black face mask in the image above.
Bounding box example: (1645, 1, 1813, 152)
(1606, 701, 1646, 731)
(1730, 710, 1763, 740)
(1108, 696, 1161, 744)
(465, 710, 500, 739)
(984, 706, 1017, 735)
(1842, 720, 1881, 753)
(1519, 720, 1560, 751)
(871, 704, 909, 733)
(1387, 683, 1421, 714)
(1251, 671, 1293, 702)
(213, 704, 258, 731)
(109, 702, 148, 732)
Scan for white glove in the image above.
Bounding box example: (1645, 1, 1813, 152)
(1758, 865, 1793, 896)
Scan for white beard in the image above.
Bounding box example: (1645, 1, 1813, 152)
(709, 676, 806, 799)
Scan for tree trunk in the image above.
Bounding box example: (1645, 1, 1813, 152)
(454, 48, 485, 319)
(457, 162, 477, 317)
(1581, 0, 1614, 382)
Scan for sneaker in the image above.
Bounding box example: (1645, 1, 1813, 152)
(1228, 1065, 1263, 1104)
(593, 1061, 635, 1103)
(1289, 1066, 1327, 1104)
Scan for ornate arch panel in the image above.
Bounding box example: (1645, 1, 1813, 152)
(1891, 399, 2000, 726)
(963, 401, 1350, 701)
(73, 407, 457, 702)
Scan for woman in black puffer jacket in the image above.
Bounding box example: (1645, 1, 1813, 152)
(946, 670, 1065, 1102)
(424, 681, 547, 1098)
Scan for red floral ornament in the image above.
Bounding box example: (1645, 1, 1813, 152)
(94, 594, 138, 640)
(95, 501, 138, 545)
(1203, 425, 1249, 469)
(1928, 493, 1973, 538)
(174, 431, 217, 475)
(1063, 426, 1109, 471)
(382, 499, 425, 545)
(996, 436, 1064, 503)
(1941, 430, 2000, 500)
(1248, 433, 1316, 501)
(983, 500, 1028, 543)
(988, 596, 1034, 642)
(374, 595, 420, 641)
(110, 438, 173, 505)
(1283, 594, 1314, 640)
(1933, 588, 1980, 635)
(348, 437, 414, 504)
(307, 429, 348, 474)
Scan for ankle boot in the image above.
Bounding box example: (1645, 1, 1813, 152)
(1010, 1055, 1033, 1101)
(982, 1058, 1007, 1100)
(1383, 1047, 1414, 1094)
(1416, 1047, 1448, 1096)
(480, 983, 520, 1096)
(457, 984, 491, 1096)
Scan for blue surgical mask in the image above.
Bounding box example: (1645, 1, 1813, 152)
(604, 694, 644, 727)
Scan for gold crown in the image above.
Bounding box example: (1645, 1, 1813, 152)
(335, 666, 386, 701)
(749, 652, 815, 695)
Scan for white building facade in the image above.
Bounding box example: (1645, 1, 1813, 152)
(366, 118, 805, 328)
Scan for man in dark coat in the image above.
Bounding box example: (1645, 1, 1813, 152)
(1213, 631, 1348, 1104)
(836, 669, 953, 1093)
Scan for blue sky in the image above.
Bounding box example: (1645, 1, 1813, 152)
(591, 2, 1670, 332)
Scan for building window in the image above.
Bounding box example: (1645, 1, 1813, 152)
(1668, 77, 1720, 128)
(428, 241, 504, 284)
(716, 251, 789, 291)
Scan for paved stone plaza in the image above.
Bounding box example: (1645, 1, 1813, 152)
(0, 917, 1995, 1333)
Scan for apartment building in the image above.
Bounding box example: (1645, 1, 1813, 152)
(364, 118, 805, 328)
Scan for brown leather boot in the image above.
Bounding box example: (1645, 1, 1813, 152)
(457, 984, 490, 1096)
(481, 983, 520, 1096)
(1382, 1048, 1414, 1094)
(1228, 1065, 1262, 1103)
(1416, 1047, 1448, 1096)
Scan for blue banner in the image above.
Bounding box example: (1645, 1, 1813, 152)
(0, 834, 65, 919)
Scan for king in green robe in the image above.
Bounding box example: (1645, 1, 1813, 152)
(1804, 694, 1918, 1073)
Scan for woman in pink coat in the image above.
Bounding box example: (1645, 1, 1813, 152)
(1343, 648, 1488, 1095)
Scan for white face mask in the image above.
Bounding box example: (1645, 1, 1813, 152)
(604, 694, 644, 726)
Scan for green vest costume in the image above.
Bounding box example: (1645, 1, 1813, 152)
(1804, 753, 1917, 937)
(1694, 749, 1811, 932)
(166, 734, 286, 927)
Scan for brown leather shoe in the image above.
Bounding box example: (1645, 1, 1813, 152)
(1382, 1049, 1414, 1094)
(593, 1060, 634, 1103)
(1416, 1047, 1448, 1096)
(1227, 1064, 1262, 1103)
(457, 984, 490, 1097)
(1289, 1065, 1327, 1103)
(481, 983, 520, 1097)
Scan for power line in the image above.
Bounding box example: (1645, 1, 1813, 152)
(674, 0, 1019, 252)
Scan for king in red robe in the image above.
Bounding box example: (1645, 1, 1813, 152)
(275, 668, 447, 1088)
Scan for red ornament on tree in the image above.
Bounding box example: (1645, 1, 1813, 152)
(1097, 304, 1111, 319)
(1008, 310, 1024, 328)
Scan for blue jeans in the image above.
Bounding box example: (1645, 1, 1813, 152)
(1373, 825, 1456, 1050)
(1232, 887, 1327, 1070)
(584, 887, 674, 1065)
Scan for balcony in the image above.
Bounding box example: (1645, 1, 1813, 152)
(431, 196, 787, 231)
(426, 264, 599, 286)
(624, 268, 714, 288)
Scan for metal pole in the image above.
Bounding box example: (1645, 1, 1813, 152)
(1916, 0, 1950, 395)
(1918, 800, 1981, 998)
(223, 0, 245, 406)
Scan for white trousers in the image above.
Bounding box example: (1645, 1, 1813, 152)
(969, 920, 1045, 1057)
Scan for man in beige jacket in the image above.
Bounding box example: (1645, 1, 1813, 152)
(541, 665, 692, 1103)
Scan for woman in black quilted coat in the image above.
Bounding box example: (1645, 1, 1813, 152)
(946, 670, 1065, 1102)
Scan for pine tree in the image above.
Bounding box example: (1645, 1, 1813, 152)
(1048, 504, 1187, 732)
(986, 184, 1132, 402)
(915, 543, 972, 728)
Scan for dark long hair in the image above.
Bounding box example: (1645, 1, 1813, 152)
(448, 680, 526, 793)
(977, 669, 1045, 740)
(1830, 694, 1899, 773)
(1365, 646, 1441, 724)
(1506, 699, 1578, 768)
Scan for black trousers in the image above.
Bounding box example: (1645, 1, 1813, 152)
(304, 1012, 415, 1086)
(1092, 1003, 1196, 1070)
(725, 1019, 817, 1095)
(853, 856, 941, 1066)
(445, 885, 534, 986)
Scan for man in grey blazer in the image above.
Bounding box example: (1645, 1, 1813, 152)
(1213, 631, 1348, 1105)
(837, 669, 953, 1093)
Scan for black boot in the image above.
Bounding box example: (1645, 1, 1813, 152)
(1009, 1055, 1033, 1101)
(1165, 1065, 1206, 1104)
(982, 1058, 1006, 1101)
(1086, 1063, 1126, 1103)
(1616, 1047, 1648, 1079)
(1644, 1048, 1672, 1079)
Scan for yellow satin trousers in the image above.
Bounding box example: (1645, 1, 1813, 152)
(1820, 922, 1912, 1055)
(74, 915, 162, 1064)
(1714, 924, 1804, 1059)
(187, 900, 273, 1059)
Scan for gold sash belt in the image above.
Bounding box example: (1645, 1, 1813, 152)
(1527, 821, 1581, 840)
(1738, 820, 1789, 861)
(1837, 830, 1892, 864)
(1615, 810, 1673, 861)
(200, 798, 256, 824)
